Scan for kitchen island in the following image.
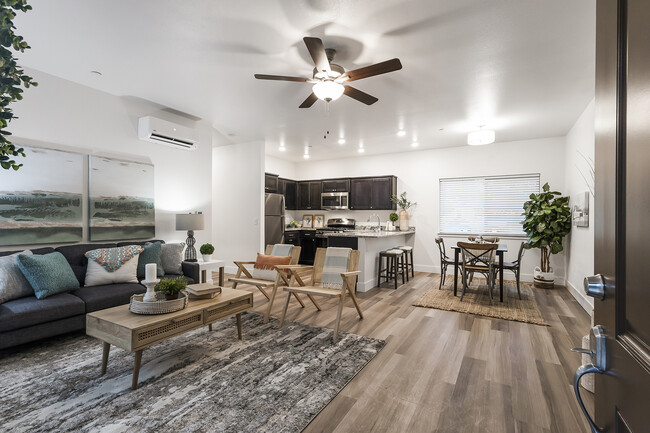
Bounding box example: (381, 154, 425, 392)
(324, 228, 415, 292)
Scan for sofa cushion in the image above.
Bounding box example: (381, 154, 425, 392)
(0, 293, 85, 332)
(84, 253, 141, 287)
(136, 242, 164, 279)
(71, 283, 145, 313)
(0, 247, 55, 258)
(0, 250, 34, 304)
(159, 243, 185, 275)
(17, 252, 80, 299)
(55, 243, 116, 286)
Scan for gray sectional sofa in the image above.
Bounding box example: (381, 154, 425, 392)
(0, 241, 199, 350)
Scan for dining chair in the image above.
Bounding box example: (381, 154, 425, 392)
(278, 247, 362, 342)
(457, 242, 498, 303)
(435, 237, 455, 290)
(501, 241, 526, 299)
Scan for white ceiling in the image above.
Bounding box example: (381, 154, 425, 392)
(15, 0, 595, 162)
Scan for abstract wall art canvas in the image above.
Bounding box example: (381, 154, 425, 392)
(89, 156, 155, 241)
(0, 146, 83, 246)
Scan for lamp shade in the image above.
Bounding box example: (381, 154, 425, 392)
(175, 213, 205, 231)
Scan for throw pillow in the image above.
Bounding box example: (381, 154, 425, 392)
(0, 250, 34, 304)
(84, 246, 142, 287)
(160, 242, 185, 275)
(251, 253, 291, 281)
(137, 242, 164, 280)
(17, 252, 80, 299)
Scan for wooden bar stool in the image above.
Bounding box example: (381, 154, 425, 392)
(378, 249, 406, 289)
(397, 246, 414, 279)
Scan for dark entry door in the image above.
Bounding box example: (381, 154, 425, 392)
(586, 0, 650, 431)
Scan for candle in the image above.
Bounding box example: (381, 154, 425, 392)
(145, 263, 156, 282)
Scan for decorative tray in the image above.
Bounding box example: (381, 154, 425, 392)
(129, 292, 188, 315)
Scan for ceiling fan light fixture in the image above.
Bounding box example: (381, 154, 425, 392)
(313, 81, 344, 101)
(467, 129, 495, 146)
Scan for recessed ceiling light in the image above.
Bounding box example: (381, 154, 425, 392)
(338, 138, 346, 145)
(303, 154, 310, 159)
(358, 148, 365, 153)
(279, 146, 286, 152)
(467, 128, 495, 146)
(397, 130, 406, 137)
(411, 142, 419, 147)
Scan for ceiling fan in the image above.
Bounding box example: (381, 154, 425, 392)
(254, 37, 402, 108)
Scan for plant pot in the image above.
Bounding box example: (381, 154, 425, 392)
(202, 254, 212, 262)
(533, 266, 555, 288)
(165, 293, 180, 301)
(399, 210, 409, 231)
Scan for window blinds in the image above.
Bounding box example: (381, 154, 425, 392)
(439, 174, 540, 235)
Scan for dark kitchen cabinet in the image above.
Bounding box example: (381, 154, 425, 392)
(297, 181, 321, 210)
(321, 178, 350, 193)
(299, 230, 317, 264)
(265, 173, 278, 193)
(283, 230, 300, 246)
(280, 178, 297, 210)
(349, 176, 396, 210)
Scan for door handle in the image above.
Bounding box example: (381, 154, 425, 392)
(584, 274, 606, 300)
(572, 325, 606, 433)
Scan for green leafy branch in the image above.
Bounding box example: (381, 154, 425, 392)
(390, 191, 417, 211)
(0, 0, 37, 171)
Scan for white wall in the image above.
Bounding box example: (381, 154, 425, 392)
(213, 141, 264, 273)
(292, 137, 568, 284)
(2, 68, 214, 252)
(564, 99, 595, 314)
(265, 155, 297, 180)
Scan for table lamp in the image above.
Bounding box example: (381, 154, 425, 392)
(176, 212, 205, 262)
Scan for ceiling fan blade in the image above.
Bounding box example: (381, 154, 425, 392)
(340, 58, 402, 82)
(303, 37, 331, 74)
(254, 74, 310, 82)
(343, 86, 378, 105)
(299, 92, 319, 108)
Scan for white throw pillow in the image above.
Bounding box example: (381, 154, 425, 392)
(84, 255, 139, 287)
(0, 250, 34, 303)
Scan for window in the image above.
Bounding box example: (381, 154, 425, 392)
(439, 174, 540, 236)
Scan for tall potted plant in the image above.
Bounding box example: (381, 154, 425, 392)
(521, 182, 571, 288)
(390, 192, 416, 231)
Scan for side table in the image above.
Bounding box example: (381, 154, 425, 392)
(197, 259, 225, 286)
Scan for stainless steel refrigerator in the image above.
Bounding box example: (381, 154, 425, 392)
(264, 193, 285, 245)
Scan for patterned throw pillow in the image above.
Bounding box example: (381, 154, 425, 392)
(137, 242, 165, 280)
(84, 246, 143, 287)
(16, 252, 80, 299)
(0, 250, 35, 304)
(160, 243, 185, 275)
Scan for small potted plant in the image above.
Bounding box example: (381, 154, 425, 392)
(155, 277, 187, 300)
(390, 192, 417, 231)
(199, 243, 214, 262)
(521, 182, 571, 288)
(389, 212, 399, 230)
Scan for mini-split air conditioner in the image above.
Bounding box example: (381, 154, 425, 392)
(137, 116, 198, 150)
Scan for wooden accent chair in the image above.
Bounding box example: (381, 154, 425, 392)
(230, 244, 319, 323)
(457, 242, 498, 303)
(279, 248, 363, 342)
(435, 237, 455, 290)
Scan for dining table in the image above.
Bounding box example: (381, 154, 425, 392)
(450, 243, 508, 302)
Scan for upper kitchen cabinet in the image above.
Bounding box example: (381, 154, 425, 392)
(264, 173, 279, 193)
(349, 176, 397, 210)
(280, 178, 297, 210)
(321, 178, 350, 193)
(297, 181, 322, 210)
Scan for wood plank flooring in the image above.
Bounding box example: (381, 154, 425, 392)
(216, 271, 593, 433)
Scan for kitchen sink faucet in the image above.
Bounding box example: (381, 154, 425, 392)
(368, 214, 381, 232)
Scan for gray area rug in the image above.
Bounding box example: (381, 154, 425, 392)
(0, 313, 385, 432)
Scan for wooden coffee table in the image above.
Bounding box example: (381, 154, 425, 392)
(86, 287, 253, 390)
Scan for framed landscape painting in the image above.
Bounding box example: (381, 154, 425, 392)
(0, 146, 83, 246)
(89, 156, 155, 241)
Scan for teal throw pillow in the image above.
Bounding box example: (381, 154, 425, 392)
(17, 252, 80, 299)
(137, 242, 165, 280)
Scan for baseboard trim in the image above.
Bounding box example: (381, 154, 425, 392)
(566, 280, 594, 316)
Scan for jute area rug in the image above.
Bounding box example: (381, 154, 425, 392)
(0, 313, 385, 433)
(414, 278, 548, 326)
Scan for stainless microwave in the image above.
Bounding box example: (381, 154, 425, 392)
(321, 192, 349, 210)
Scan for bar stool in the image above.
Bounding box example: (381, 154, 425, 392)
(378, 249, 406, 289)
(397, 246, 414, 280)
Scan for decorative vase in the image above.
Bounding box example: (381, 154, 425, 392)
(533, 266, 555, 288)
(202, 254, 212, 262)
(399, 210, 409, 231)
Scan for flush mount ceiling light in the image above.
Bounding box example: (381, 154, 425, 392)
(338, 138, 346, 145)
(397, 130, 406, 137)
(312, 81, 344, 102)
(467, 128, 495, 146)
